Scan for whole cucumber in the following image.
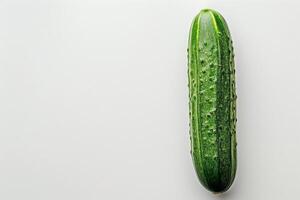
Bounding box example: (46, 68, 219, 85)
(187, 9, 237, 193)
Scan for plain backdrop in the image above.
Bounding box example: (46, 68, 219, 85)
(0, 0, 299, 199)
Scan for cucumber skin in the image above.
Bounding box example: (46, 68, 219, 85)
(187, 9, 237, 193)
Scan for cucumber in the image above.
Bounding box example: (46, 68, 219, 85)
(187, 9, 237, 193)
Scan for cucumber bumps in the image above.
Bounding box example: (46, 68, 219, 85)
(187, 9, 237, 193)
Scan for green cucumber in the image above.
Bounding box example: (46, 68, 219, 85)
(187, 9, 237, 193)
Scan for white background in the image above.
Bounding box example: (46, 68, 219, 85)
(0, 0, 299, 199)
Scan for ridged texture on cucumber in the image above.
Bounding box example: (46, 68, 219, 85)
(187, 9, 237, 193)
